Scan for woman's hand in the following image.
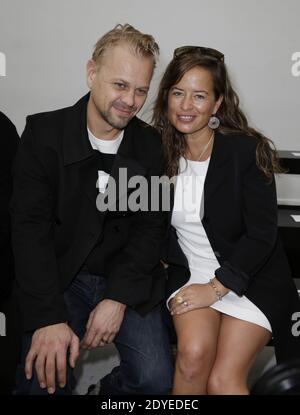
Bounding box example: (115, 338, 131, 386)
(170, 283, 217, 316)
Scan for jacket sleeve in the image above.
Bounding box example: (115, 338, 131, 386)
(0, 113, 19, 300)
(104, 148, 168, 307)
(10, 117, 68, 332)
(215, 143, 278, 296)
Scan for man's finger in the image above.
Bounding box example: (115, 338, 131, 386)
(35, 352, 47, 389)
(106, 333, 115, 344)
(25, 349, 37, 381)
(81, 327, 97, 349)
(56, 349, 67, 388)
(86, 310, 95, 332)
(90, 334, 103, 349)
(69, 335, 80, 369)
(45, 351, 56, 394)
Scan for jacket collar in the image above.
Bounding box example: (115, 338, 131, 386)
(204, 131, 231, 201)
(65, 94, 147, 208)
(62, 93, 94, 166)
(62, 92, 146, 172)
(169, 131, 231, 214)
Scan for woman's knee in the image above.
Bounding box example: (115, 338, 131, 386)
(207, 368, 247, 395)
(176, 342, 213, 381)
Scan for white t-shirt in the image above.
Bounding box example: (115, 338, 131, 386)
(87, 128, 124, 193)
(87, 128, 124, 154)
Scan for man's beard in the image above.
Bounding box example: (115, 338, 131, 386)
(100, 101, 137, 130)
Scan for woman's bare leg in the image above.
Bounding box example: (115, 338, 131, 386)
(207, 314, 271, 395)
(172, 307, 221, 395)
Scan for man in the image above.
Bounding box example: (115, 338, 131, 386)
(0, 111, 19, 394)
(11, 24, 173, 395)
(0, 111, 18, 304)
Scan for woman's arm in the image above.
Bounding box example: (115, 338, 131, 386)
(215, 142, 278, 296)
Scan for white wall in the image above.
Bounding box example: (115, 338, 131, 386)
(2, 0, 299, 201)
(1, 0, 299, 144)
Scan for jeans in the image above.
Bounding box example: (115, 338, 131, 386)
(14, 271, 173, 395)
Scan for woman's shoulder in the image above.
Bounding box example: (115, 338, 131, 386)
(217, 131, 258, 157)
(217, 131, 258, 147)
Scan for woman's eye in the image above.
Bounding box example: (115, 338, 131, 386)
(195, 94, 205, 100)
(173, 91, 182, 96)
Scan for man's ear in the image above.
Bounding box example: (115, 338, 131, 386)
(86, 59, 97, 89)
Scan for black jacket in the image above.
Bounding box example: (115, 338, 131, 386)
(163, 132, 300, 363)
(11, 94, 167, 332)
(0, 112, 19, 303)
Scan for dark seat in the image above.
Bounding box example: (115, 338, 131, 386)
(251, 359, 300, 395)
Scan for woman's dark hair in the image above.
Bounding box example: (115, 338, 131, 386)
(152, 50, 284, 179)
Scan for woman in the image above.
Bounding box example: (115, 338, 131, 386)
(153, 46, 300, 395)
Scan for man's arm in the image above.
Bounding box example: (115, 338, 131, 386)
(10, 117, 79, 393)
(0, 112, 19, 301)
(10, 116, 68, 331)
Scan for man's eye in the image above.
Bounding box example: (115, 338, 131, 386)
(115, 83, 126, 89)
(136, 89, 148, 96)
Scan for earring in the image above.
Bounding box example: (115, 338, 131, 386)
(208, 114, 220, 129)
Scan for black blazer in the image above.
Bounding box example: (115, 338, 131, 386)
(10, 94, 167, 332)
(0, 112, 19, 303)
(163, 132, 300, 363)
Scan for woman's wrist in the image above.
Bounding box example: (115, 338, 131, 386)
(208, 277, 229, 301)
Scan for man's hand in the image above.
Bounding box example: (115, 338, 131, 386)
(25, 322, 79, 394)
(81, 299, 126, 349)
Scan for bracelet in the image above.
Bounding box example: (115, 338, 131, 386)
(209, 279, 223, 301)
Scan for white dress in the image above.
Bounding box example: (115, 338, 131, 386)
(169, 156, 272, 332)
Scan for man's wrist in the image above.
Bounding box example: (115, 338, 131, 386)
(103, 298, 127, 310)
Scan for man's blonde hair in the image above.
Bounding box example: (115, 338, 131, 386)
(92, 23, 159, 67)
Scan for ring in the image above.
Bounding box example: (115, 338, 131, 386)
(183, 301, 188, 307)
(175, 295, 184, 305)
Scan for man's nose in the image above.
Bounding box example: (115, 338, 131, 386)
(122, 89, 136, 108)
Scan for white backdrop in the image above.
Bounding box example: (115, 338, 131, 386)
(1, 0, 300, 198)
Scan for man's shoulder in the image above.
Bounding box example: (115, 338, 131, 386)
(129, 117, 162, 146)
(25, 94, 88, 132)
(26, 104, 72, 130)
(0, 110, 14, 127)
(0, 110, 18, 137)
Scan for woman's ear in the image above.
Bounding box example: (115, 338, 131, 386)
(213, 95, 224, 114)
